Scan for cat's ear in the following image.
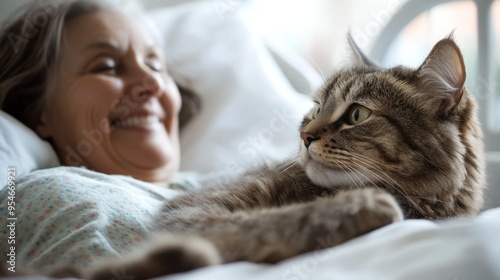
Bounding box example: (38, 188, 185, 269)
(347, 33, 379, 68)
(416, 37, 466, 114)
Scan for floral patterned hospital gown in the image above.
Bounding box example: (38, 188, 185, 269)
(0, 166, 200, 273)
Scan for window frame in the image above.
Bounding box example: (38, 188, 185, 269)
(369, 0, 500, 208)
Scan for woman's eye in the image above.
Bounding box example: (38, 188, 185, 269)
(146, 57, 163, 72)
(91, 60, 117, 74)
(348, 105, 371, 125)
(94, 65, 116, 73)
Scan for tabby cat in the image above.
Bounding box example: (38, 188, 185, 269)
(90, 36, 486, 280)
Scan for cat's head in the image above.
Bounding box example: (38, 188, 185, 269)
(299, 36, 485, 202)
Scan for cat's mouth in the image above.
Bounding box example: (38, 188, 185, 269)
(304, 154, 332, 169)
(302, 148, 342, 171)
(305, 155, 346, 174)
(302, 149, 372, 188)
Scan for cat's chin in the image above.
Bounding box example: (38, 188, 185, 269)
(303, 159, 372, 189)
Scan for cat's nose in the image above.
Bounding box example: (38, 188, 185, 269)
(300, 131, 320, 148)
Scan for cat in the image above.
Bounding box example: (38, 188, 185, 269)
(88, 35, 486, 280)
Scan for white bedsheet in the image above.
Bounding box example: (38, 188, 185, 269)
(2, 167, 499, 280)
(162, 209, 500, 280)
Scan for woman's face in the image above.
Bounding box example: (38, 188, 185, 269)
(37, 10, 181, 184)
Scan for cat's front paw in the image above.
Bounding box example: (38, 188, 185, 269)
(89, 236, 221, 280)
(332, 188, 403, 240)
(305, 188, 404, 251)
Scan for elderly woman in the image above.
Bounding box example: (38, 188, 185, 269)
(0, 0, 201, 274)
(1, 0, 182, 183)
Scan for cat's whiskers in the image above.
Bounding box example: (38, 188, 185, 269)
(398, 194, 449, 204)
(335, 157, 378, 189)
(278, 149, 301, 159)
(322, 150, 381, 189)
(351, 167, 380, 190)
(335, 160, 363, 189)
(349, 153, 416, 197)
(279, 158, 301, 174)
(352, 159, 439, 208)
(416, 151, 450, 176)
(348, 156, 407, 195)
(331, 152, 388, 191)
(296, 49, 327, 84)
(414, 151, 457, 190)
(350, 159, 405, 196)
(349, 156, 428, 217)
(349, 153, 401, 174)
(321, 151, 360, 187)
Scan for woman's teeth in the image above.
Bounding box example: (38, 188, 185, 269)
(113, 116, 161, 128)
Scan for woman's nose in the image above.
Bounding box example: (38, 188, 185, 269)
(128, 70, 163, 101)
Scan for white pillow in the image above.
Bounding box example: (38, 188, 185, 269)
(0, 111, 59, 188)
(0, 2, 314, 188)
(149, 3, 314, 174)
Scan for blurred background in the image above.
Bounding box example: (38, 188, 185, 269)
(1, 0, 499, 207)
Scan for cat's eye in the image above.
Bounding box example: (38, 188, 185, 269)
(311, 101, 321, 118)
(313, 107, 320, 118)
(348, 105, 371, 125)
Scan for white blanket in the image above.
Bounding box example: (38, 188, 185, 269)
(165, 210, 500, 280)
(1, 167, 499, 280)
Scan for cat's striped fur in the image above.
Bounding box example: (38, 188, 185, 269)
(89, 37, 486, 280)
(300, 52, 485, 219)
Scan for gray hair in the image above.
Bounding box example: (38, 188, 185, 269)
(0, 0, 150, 130)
